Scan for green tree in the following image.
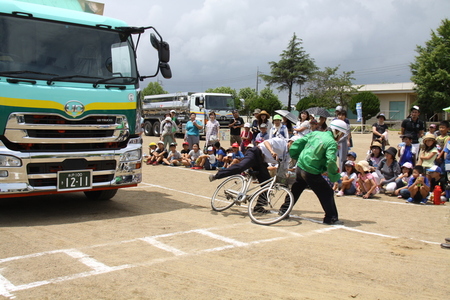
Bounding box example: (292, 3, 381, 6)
(260, 33, 317, 111)
(250, 87, 282, 116)
(295, 96, 317, 111)
(238, 87, 258, 118)
(410, 19, 450, 117)
(142, 82, 168, 96)
(349, 91, 380, 123)
(205, 86, 239, 108)
(305, 66, 360, 109)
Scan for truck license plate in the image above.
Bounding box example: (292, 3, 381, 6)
(57, 170, 92, 191)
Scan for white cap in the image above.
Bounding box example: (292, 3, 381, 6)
(165, 117, 171, 122)
(170, 110, 176, 113)
(335, 105, 343, 112)
(244, 123, 251, 128)
(207, 146, 213, 151)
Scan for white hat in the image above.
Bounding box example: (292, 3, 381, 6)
(401, 162, 413, 169)
(246, 144, 254, 148)
(170, 110, 176, 113)
(157, 140, 164, 144)
(244, 122, 251, 128)
(335, 105, 343, 112)
(165, 117, 171, 122)
(207, 146, 214, 151)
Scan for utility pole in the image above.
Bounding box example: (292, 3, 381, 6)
(256, 67, 261, 95)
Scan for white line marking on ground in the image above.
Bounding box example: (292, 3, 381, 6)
(0, 271, 15, 299)
(193, 229, 248, 247)
(140, 237, 187, 256)
(139, 182, 211, 200)
(63, 249, 114, 272)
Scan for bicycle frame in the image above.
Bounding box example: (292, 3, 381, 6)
(231, 171, 280, 205)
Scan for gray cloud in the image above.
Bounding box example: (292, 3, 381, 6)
(102, 0, 450, 104)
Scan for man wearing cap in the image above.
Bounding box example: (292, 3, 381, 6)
(229, 110, 244, 146)
(372, 113, 389, 150)
(401, 106, 425, 155)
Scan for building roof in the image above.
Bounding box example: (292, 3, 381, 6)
(355, 82, 416, 94)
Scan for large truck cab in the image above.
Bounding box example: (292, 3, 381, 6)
(0, 0, 171, 199)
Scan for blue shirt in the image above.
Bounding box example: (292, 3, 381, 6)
(232, 151, 244, 160)
(185, 120, 202, 136)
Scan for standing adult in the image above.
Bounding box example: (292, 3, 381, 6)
(160, 116, 177, 149)
(257, 110, 272, 131)
(372, 113, 389, 150)
(287, 119, 347, 225)
(205, 111, 220, 148)
(401, 106, 425, 156)
(184, 113, 203, 147)
(251, 109, 261, 142)
(293, 110, 311, 138)
(229, 109, 244, 146)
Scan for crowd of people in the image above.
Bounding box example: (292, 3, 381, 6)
(145, 105, 450, 206)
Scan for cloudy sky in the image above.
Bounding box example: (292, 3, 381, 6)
(102, 0, 449, 105)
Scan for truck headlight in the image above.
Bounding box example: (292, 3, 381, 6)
(0, 155, 22, 167)
(120, 149, 141, 162)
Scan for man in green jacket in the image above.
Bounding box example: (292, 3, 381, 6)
(287, 119, 347, 225)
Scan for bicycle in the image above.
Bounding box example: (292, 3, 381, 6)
(210, 168, 295, 225)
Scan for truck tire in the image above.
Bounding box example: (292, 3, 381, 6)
(84, 189, 118, 200)
(144, 121, 153, 136)
(152, 121, 160, 136)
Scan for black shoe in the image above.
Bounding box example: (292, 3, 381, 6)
(278, 210, 289, 220)
(445, 238, 450, 243)
(440, 243, 450, 249)
(209, 174, 216, 182)
(253, 206, 270, 214)
(323, 218, 344, 225)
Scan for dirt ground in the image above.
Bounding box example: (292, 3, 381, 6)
(0, 131, 449, 299)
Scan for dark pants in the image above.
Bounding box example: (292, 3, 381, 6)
(214, 147, 271, 184)
(289, 167, 339, 223)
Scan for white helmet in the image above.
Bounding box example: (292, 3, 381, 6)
(329, 119, 347, 140)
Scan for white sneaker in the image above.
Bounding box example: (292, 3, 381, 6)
(336, 191, 344, 197)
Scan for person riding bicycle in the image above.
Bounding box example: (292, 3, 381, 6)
(285, 119, 347, 225)
(209, 137, 293, 184)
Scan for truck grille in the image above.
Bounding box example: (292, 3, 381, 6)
(27, 159, 117, 188)
(4, 113, 130, 152)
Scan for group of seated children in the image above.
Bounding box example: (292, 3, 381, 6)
(145, 141, 253, 171)
(333, 128, 449, 204)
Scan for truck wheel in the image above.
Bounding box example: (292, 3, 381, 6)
(84, 189, 118, 200)
(144, 121, 153, 136)
(152, 121, 160, 136)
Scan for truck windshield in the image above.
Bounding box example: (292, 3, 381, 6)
(204, 95, 235, 111)
(0, 14, 137, 84)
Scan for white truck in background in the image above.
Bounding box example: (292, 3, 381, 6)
(142, 92, 235, 137)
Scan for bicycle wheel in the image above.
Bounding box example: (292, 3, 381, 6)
(248, 185, 294, 225)
(211, 175, 246, 211)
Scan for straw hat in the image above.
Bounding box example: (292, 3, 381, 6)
(259, 110, 270, 118)
(356, 160, 370, 172)
(370, 141, 383, 149)
(423, 133, 436, 142)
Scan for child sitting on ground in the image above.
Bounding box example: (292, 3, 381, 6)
(182, 143, 204, 169)
(393, 162, 413, 198)
(146, 142, 158, 165)
(162, 143, 182, 166)
(198, 146, 217, 170)
(355, 160, 379, 199)
(180, 141, 190, 160)
(405, 165, 430, 204)
(334, 160, 357, 196)
(227, 143, 244, 167)
(152, 141, 168, 165)
(427, 165, 447, 202)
